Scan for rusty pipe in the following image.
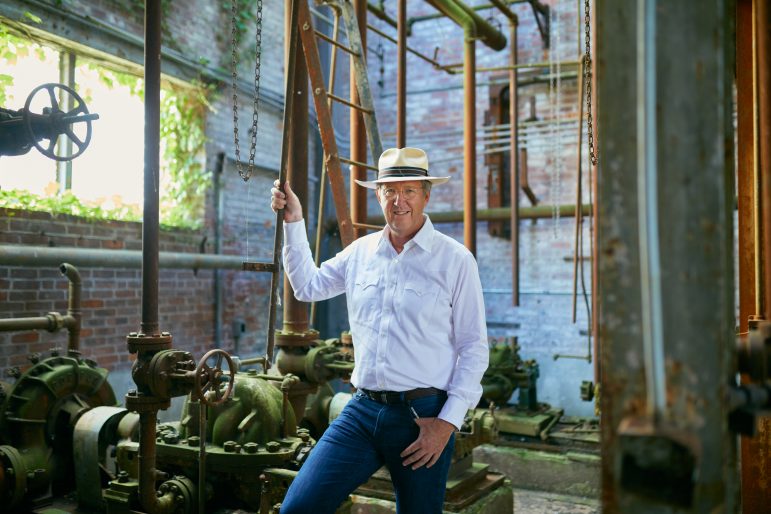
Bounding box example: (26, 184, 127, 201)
(463, 37, 477, 255)
(0, 263, 80, 350)
(283, 0, 310, 336)
(141, 0, 162, 338)
(351, 0, 368, 240)
(759, 0, 771, 321)
(425, 0, 507, 51)
(366, 203, 592, 225)
(60, 263, 81, 352)
(138, 410, 174, 514)
(397, 0, 407, 147)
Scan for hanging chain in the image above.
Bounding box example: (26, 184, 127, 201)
(231, 0, 264, 182)
(584, 0, 598, 166)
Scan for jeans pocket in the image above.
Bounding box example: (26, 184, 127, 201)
(409, 394, 446, 418)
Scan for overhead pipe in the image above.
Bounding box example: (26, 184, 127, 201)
(367, 203, 592, 225)
(426, 0, 507, 254)
(367, 1, 397, 29)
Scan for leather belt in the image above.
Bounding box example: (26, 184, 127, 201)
(359, 387, 446, 405)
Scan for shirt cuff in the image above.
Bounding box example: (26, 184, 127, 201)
(438, 395, 468, 431)
(283, 218, 307, 245)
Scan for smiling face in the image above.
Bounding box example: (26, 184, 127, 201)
(376, 180, 430, 244)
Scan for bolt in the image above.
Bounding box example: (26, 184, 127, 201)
(302, 22, 309, 31)
(314, 88, 321, 95)
(162, 432, 179, 444)
(244, 442, 259, 454)
(28, 353, 40, 364)
(187, 436, 200, 447)
(298, 432, 309, 442)
(6, 367, 21, 379)
(266, 441, 280, 453)
(117, 471, 129, 483)
(224, 441, 237, 453)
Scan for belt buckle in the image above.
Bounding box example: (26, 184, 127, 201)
(379, 392, 388, 404)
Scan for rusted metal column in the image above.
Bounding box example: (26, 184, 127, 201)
(509, 19, 519, 306)
(396, 0, 407, 147)
(747, 0, 771, 509)
(463, 37, 477, 255)
(590, 0, 600, 386)
(597, 0, 738, 511)
(760, 2, 771, 321)
(141, 0, 161, 337)
(350, 0, 368, 240)
(284, 0, 310, 335)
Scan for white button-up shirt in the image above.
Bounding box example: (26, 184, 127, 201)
(283, 215, 488, 429)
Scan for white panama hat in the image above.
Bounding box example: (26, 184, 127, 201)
(354, 147, 450, 189)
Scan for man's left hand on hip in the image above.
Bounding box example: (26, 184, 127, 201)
(400, 417, 456, 470)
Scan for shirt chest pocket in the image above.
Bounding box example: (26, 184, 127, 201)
(400, 279, 442, 324)
(352, 272, 381, 327)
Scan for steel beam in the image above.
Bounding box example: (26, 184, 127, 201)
(597, 1, 737, 512)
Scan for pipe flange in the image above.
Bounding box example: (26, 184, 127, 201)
(126, 332, 173, 353)
(124, 391, 170, 413)
(275, 329, 320, 348)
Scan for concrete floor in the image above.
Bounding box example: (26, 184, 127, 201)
(514, 489, 600, 514)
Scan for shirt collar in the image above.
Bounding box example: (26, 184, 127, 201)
(377, 214, 435, 254)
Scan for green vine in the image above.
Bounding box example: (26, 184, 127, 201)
(0, 29, 213, 231)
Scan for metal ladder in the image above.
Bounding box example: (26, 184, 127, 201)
(296, 0, 384, 247)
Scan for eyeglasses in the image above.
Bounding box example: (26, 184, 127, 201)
(380, 186, 422, 200)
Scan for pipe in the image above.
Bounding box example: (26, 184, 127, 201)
(427, 0, 478, 254)
(426, 0, 507, 51)
(213, 152, 225, 348)
(367, 1, 397, 29)
(759, 0, 771, 320)
(490, 0, 519, 305)
(350, 0, 368, 240)
(142, 0, 162, 338)
(138, 410, 173, 514)
(396, 0, 407, 147)
(571, 56, 586, 323)
(367, 24, 448, 70)
(60, 263, 81, 352)
(366, 203, 592, 225)
(283, 0, 310, 336)
(410, 0, 529, 36)
(0, 245, 273, 270)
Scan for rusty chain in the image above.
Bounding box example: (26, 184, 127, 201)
(231, 0, 264, 182)
(584, 0, 598, 166)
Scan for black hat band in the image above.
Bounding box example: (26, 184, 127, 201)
(379, 166, 429, 179)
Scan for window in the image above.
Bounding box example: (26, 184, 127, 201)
(0, 24, 210, 229)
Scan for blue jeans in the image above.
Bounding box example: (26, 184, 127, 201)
(280, 391, 455, 514)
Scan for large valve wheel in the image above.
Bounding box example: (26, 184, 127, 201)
(22, 83, 98, 161)
(193, 349, 235, 406)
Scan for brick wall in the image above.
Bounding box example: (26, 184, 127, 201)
(1, 0, 596, 416)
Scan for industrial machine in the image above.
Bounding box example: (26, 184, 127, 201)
(0, 82, 99, 160)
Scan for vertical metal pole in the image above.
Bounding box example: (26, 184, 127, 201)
(738, 1, 771, 510)
(141, 0, 161, 337)
(463, 36, 477, 256)
(213, 152, 225, 348)
(759, 1, 771, 321)
(268, 0, 300, 365)
(283, 0, 310, 335)
(572, 56, 585, 322)
(396, 0, 407, 148)
(509, 20, 519, 306)
(350, 0, 368, 240)
(57, 52, 75, 189)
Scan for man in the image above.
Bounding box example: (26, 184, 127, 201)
(270, 147, 488, 514)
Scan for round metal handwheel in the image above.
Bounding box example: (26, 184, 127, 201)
(22, 83, 96, 161)
(193, 349, 235, 406)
